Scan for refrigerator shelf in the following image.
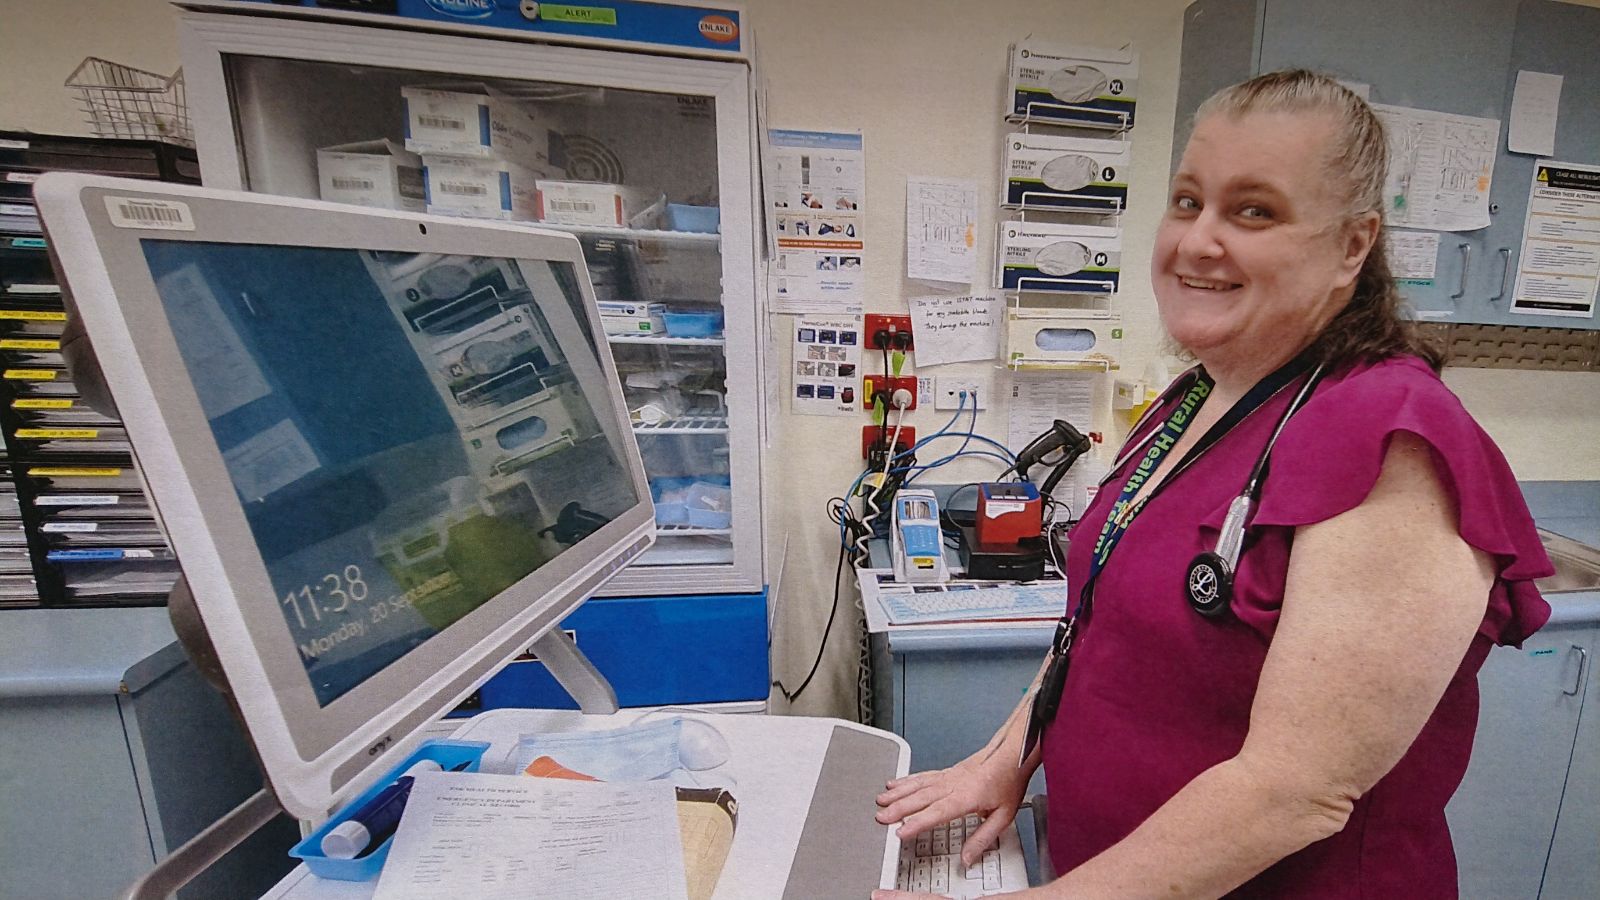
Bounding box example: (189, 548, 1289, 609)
(607, 332, 725, 347)
(535, 222, 720, 245)
(633, 415, 729, 435)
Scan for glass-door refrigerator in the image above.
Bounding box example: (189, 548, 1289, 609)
(177, 1, 769, 708)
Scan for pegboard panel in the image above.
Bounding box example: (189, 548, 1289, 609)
(1440, 323, 1599, 371)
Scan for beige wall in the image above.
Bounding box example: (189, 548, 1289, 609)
(3, 0, 1596, 721)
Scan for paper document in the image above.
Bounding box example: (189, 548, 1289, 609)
(792, 315, 864, 416)
(906, 176, 979, 286)
(765, 130, 865, 314)
(1386, 231, 1440, 285)
(1009, 372, 1094, 520)
(373, 772, 689, 900)
(908, 294, 1000, 366)
(1511, 160, 1600, 318)
(1508, 71, 1562, 157)
(1372, 104, 1499, 231)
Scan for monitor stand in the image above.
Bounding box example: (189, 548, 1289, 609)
(123, 577, 620, 900)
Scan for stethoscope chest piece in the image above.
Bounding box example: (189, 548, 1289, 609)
(1186, 551, 1234, 618)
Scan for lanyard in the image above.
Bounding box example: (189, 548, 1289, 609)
(1017, 352, 1318, 766)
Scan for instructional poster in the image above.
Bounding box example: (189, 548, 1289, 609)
(790, 315, 862, 416)
(1511, 161, 1600, 318)
(1372, 104, 1499, 232)
(765, 130, 865, 314)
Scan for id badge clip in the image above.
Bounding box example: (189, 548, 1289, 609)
(1019, 616, 1076, 767)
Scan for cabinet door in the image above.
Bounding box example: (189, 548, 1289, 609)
(1447, 625, 1593, 898)
(1258, 0, 1520, 318)
(1470, 0, 1600, 328)
(1541, 621, 1599, 896)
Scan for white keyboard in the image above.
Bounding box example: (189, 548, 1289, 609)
(878, 581, 1066, 625)
(894, 814, 1029, 897)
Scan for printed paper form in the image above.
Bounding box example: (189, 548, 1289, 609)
(908, 294, 1000, 366)
(1387, 231, 1441, 284)
(1372, 104, 1499, 232)
(1511, 160, 1600, 319)
(765, 130, 865, 315)
(1508, 71, 1562, 157)
(372, 772, 689, 900)
(906, 176, 979, 286)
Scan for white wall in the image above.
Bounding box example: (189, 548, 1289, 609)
(3, 0, 1597, 722)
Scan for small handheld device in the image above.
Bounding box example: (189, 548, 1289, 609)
(892, 488, 948, 583)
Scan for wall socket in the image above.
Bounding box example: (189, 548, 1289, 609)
(934, 377, 986, 410)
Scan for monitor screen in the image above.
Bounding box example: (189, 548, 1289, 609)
(139, 242, 639, 706)
(35, 175, 655, 817)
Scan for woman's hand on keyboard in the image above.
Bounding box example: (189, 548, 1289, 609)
(873, 748, 1030, 869)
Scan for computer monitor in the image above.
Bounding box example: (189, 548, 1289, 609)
(34, 174, 655, 818)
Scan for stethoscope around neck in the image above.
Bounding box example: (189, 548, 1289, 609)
(1104, 361, 1328, 618)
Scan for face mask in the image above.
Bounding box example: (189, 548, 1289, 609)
(1041, 154, 1101, 193)
(1034, 241, 1090, 277)
(507, 716, 731, 786)
(1048, 65, 1109, 104)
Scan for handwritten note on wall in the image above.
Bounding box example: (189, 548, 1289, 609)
(908, 294, 1000, 366)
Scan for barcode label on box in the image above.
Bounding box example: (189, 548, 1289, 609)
(419, 115, 465, 131)
(332, 176, 375, 191)
(104, 196, 195, 231)
(42, 522, 97, 533)
(440, 181, 487, 196)
(550, 200, 597, 213)
(5, 172, 40, 184)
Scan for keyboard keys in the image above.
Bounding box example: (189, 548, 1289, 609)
(982, 849, 1002, 891)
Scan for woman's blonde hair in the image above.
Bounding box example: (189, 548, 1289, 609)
(1194, 70, 1444, 371)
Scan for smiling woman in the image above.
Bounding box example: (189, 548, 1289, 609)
(874, 71, 1554, 900)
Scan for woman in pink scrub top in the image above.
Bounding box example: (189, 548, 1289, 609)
(874, 70, 1552, 899)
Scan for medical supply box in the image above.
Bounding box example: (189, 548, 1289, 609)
(316, 139, 426, 212)
(401, 84, 562, 171)
(535, 180, 665, 228)
(996, 221, 1122, 294)
(597, 300, 667, 335)
(420, 154, 545, 221)
(1002, 132, 1131, 212)
(1007, 40, 1139, 129)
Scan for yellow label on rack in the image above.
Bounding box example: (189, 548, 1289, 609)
(0, 339, 60, 350)
(27, 466, 123, 477)
(0, 310, 66, 321)
(3, 368, 56, 380)
(15, 428, 98, 439)
(13, 398, 72, 409)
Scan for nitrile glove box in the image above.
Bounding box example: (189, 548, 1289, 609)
(1002, 132, 1131, 212)
(316, 139, 426, 212)
(995, 221, 1122, 294)
(1007, 40, 1139, 128)
(401, 84, 563, 173)
(473, 591, 770, 710)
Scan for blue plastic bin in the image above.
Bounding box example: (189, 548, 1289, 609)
(662, 309, 724, 338)
(288, 739, 490, 881)
(666, 203, 720, 233)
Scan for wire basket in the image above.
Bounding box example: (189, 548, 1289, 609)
(65, 57, 193, 147)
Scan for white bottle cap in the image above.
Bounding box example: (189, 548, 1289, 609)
(320, 820, 373, 859)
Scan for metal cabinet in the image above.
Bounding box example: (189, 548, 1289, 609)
(1176, 0, 1600, 328)
(1447, 609, 1599, 898)
(1470, 0, 1600, 327)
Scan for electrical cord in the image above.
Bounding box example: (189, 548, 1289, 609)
(771, 540, 847, 704)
